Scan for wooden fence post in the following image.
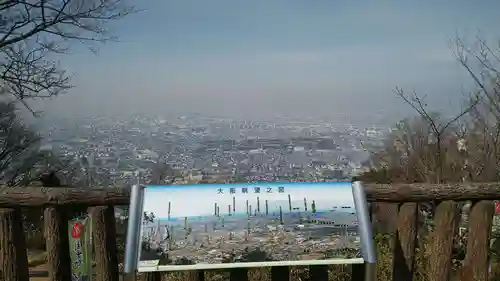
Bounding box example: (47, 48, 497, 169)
(0, 208, 29, 281)
(91, 206, 120, 281)
(371, 203, 398, 234)
(428, 201, 459, 281)
(460, 200, 494, 281)
(44, 207, 72, 281)
(392, 203, 419, 281)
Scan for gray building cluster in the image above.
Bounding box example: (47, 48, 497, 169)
(32, 114, 387, 186)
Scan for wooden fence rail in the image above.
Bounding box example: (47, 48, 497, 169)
(0, 183, 498, 281)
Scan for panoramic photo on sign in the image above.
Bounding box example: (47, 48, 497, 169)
(138, 182, 363, 271)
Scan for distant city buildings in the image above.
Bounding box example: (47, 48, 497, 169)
(28, 115, 388, 187)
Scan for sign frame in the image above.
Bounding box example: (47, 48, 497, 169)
(124, 181, 375, 277)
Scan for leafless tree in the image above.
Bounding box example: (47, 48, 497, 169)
(365, 115, 465, 184)
(452, 34, 500, 182)
(0, 0, 134, 184)
(393, 88, 479, 183)
(0, 101, 43, 185)
(0, 99, 81, 186)
(0, 0, 135, 112)
(366, 34, 500, 184)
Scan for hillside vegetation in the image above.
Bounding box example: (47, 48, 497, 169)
(352, 35, 500, 281)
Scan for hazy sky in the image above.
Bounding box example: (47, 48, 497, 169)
(143, 183, 355, 219)
(35, 0, 500, 122)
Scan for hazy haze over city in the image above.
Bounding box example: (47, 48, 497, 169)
(31, 0, 500, 124)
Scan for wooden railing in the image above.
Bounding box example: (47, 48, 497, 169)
(0, 183, 498, 281)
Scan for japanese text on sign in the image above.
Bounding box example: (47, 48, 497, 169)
(68, 217, 91, 281)
(74, 240, 83, 267)
(217, 186, 285, 194)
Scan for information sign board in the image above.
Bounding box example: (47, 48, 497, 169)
(124, 182, 375, 273)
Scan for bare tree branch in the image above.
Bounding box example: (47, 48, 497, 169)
(0, 0, 136, 109)
(451, 34, 500, 182)
(393, 87, 478, 183)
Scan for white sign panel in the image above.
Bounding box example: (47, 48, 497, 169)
(135, 182, 370, 272)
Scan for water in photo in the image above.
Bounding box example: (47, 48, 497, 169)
(138, 182, 362, 270)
